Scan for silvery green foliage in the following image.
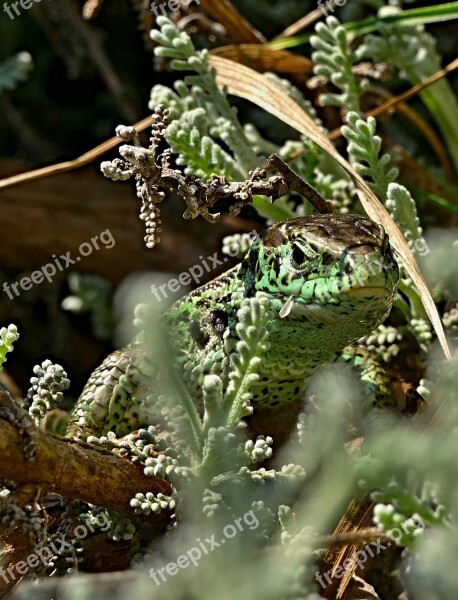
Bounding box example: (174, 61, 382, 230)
(243, 123, 279, 158)
(359, 324, 403, 363)
(151, 80, 231, 167)
(23, 360, 70, 424)
(149, 81, 195, 122)
(143, 454, 179, 479)
(119, 295, 304, 523)
(151, 17, 258, 179)
(79, 505, 136, 541)
(281, 138, 357, 215)
(443, 304, 458, 329)
(417, 229, 458, 300)
(310, 17, 368, 114)
(61, 273, 114, 341)
(353, 357, 458, 556)
(372, 503, 426, 548)
(386, 183, 423, 247)
(222, 296, 271, 429)
(342, 112, 399, 199)
(0, 324, 19, 370)
(149, 17, 362, 223)
(106, 516, 136, 542)
(149, 17, 319, 225)
(410, 318, 432, 353)
(0, 52, 33, 93)
(311, 169, 356, 214)
(360, 9, 441, 83)
(416, 378, 433, 401)
(360, 7, 458, 173)
(243, 436, 273, 464)
(164, 107, 241, 179)
(222, 232, 258, 259)
(405, 529, 458, 599)
(0, 490, 43, 535)
(130, 492, 176, 516)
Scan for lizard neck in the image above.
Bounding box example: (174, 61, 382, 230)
(249, 293, 385, 408)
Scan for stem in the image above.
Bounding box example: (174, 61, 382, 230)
(398, 278, 427, 319)
(416, 79, 458, 177)
(171, 368, 205, 461)
(199, 68, 259, 174)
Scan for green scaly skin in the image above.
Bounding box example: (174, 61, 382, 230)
(67, 214, 399, 438)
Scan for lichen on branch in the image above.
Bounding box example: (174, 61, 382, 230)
(101, 106, 333, 249)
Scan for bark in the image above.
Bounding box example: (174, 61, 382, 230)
(0, 386, 172, 518)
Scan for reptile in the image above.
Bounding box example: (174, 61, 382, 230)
(67, 213, 399, 439)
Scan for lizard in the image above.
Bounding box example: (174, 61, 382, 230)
(67, 213, 400, 440)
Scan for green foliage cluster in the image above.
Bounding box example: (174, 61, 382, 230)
(0, 324, 19, 370)
(61, 273, 115, 341)
(4, 3, 458, 600)
(0, 52, 32, 94)
(23, 360, 70, 425)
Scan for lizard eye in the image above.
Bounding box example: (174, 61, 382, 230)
(291, 244, 307, 269)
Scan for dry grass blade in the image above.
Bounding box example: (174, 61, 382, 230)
(199, 0, 265, 44)
(272, 3, 337, 40)
(209, 55, 451, 361)
(384, 98, 454, 179)
(0, 115, 154, 190)
(329, 56, 458, 142)
(210, 45, 312, 73)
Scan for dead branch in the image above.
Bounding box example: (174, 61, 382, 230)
(0, 385, 172, 520)
(104, 105, 334, 248)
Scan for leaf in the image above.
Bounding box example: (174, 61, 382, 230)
(0, 115, 155, 190)
(210, 45, 312, 74)
(346, 1, 458, 36)
(408, 185, 458, 216)
(268, 2, 458, 49)
(199, 0, 265, 44)
(209, 55, 451, 361)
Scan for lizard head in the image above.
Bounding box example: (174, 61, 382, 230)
(243, 214, 399, 335)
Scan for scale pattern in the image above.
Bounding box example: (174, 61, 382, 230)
(67, 214, 400, 438)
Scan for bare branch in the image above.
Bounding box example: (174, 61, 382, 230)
(0, 386, 172, 521)
(101, 105, 334, 248)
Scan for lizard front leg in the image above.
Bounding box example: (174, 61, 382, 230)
(66, 347, 158, 439)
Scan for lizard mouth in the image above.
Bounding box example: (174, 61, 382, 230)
(346, 285, 393, 297)
(278, 285, 395, 321)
